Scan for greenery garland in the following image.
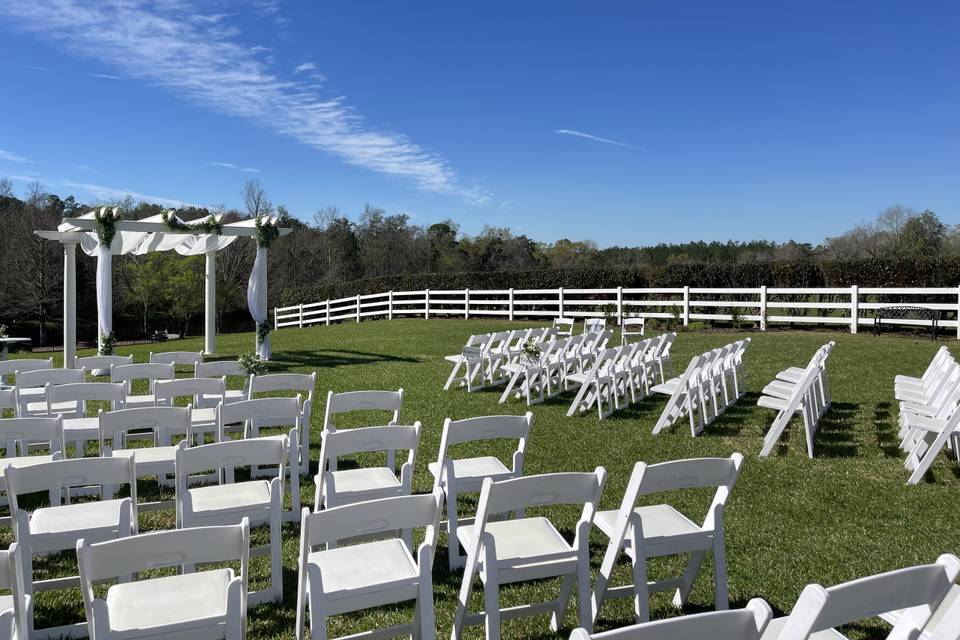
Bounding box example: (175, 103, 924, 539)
(256, 320, 271, 344)
(93, 207, 121, 247)
(255, 215, 280, 248)
(160, 210, 223, 235)
(99, 331, 116, 356)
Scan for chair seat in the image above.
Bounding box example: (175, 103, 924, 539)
(105, 568, 232, 633)
(307, 538, 417, 599)
(595, 505, 703, 545)
(757, 395, 792, 411)
(457, 517, 572, 570)
(760, 616, 845, 640)
(428, 456, 511, 482)
(31, 499, 127, 536)
(188, 480, 272, 513)
(329, 467, 400, 494)
(26, 400, 77, 414)
(202, 390, 244, 403)
(124, 394, 156, 408)
(650, 379, 680, 395)
(112, 445, 178, 466)
(63, 417, 101, 441)
(762, 381, 795, 399)
(191, 407, 217, 425)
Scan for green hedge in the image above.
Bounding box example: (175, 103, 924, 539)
(280, 258, 960, 307)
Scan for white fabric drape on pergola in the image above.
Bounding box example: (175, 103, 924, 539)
(35, 209, 290, 368)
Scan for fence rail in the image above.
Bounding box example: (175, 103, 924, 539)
(275, 285, 960, 338)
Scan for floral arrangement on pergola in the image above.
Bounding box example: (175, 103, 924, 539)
(35, 208, 290, 368)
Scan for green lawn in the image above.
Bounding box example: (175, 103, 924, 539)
(9, 320, 960, 639)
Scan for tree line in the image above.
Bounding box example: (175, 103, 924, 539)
(1, 176, 957, 346)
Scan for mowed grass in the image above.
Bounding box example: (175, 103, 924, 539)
(8, 319, 960, 640)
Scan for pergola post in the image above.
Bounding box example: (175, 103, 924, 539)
(62, 240, 78, 368)
(204, 250, 216, 355)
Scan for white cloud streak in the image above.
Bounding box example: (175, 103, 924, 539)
(0, 0, 488, 204)
(209, 161, 260, 173)
(89, 72, 121, 80)
(60, 180, 202, 208)
(555, 128, 634, 148)
(0, 149, 37, 164)
(293, 62, 316, 74)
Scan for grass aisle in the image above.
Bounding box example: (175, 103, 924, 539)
(13, 319, 960, 640)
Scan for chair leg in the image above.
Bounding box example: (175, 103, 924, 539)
(270, 516, 283, 602)
(307, 590, 328, 640)
(551, 573, 576, 632)
(482, 541, 501, 640)
(419, 574, 436, 640)
(713, 535, 729, 611)
(451, 551, 477, 640)
(672, 549, 707, 609)
(631, 550, 649, 624)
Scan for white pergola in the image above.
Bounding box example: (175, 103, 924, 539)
(35, 210, 291, 368)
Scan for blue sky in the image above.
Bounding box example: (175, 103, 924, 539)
(0, 1, 957, 247)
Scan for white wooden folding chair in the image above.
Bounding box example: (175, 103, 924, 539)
(566, 347, 620, 419)
(250, 372, 317, 475)
(0, 543, 30, 640)
(761, 554, 960, 640)
(47, 382, 126, 457)
(903, 400, 960, 484)
(554, 317, 575, 338)
(0, 359, 51, 389)
(429, 413, 532, 571)
(621, 317, 645, 345)
(322, 388, 402, 472)
(149, 350, 203, 369)
(584, 318, 606, 334)
(314, 423, 419, 511)
(758, 347, 830, 458)
(111, 362, 175, 409)
(592, 454, 743, 624)
(498, 339, 565, 406)
(154, 376, 226, 443)
(482, 331, 514, 388)
(444, 333, 494, 392)
(6, 456, 137, 638)
(0, 416, 63, 527)
(100, 406, 191, 511)
(13, 368, 86, 417)
(78, 520, 249, 640)
(196, 360, 249, 406)
(175, 436, 288, 604)
(75, 355, 133, 379)
(651, 354, 706, 436)
(452, 468, 607, 640)
(881, 583, 960, 640)
(296, 491, 443, 640)
(571, 599, 772, 640)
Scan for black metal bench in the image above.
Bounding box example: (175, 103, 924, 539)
(872, 306, 940, 340)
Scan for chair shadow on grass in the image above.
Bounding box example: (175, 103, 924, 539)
(266, 348, 418, 372)
(769, 401, 860, 459)
(872, 401, 902, 458)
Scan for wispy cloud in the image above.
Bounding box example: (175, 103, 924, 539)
(555, 128, 635, 148)
(293, 62, 316, 74)
(60, 180, 201, 208)
(0, 149, 37, 164)
(0, 0, 488, 204)
(208, 161, 260, 173)
(89, 72, 121, 80)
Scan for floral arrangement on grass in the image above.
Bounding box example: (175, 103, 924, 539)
(238, 352, 268, 376)
(521, 339, 542, 365)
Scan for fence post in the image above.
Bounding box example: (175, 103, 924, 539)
(298, 304, 303, 329)
(356, 295, 361, 323)
(682, 286, 690, 326)
(325, 299, 330, 326)
(956, 285, 959, 340)
(616, 286, 624, 325)
(509, 288, 515, 321)
(425, 289, 431, 319)
(273, 307, 278, 331)
(558, 287, 565, 317)
(464, 288, 470, 319)
(759, 286, 767, 331)
(850, 285, 859, 334)
(388, 291, 394, 320)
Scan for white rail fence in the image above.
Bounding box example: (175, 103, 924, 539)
(275, 286, 960, 338)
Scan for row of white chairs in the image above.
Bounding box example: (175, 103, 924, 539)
(757, 342, 835, 458)
(650, 339, 750, 436)
(564, 333, 677, 419)
(896, 346, 960, 484)
(443, 327, 563, 392)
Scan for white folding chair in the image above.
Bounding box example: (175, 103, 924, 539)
(0, 359, 51, 388)
(100, 406, 191, 512)
(758, 345, 833, 458)
(111, 362, 175, 409)
(881, 583, 960, 640)
(250, 372, 317, 475)
(217, 397, 303, 518)
(444, 333, 494, 392)
(154, 376, 226, 443)
(452, 468, 607, 640)
(322, 388, 402, 472)
(571, 599, 772, 640)
(621, 317, 645, 345)
(650, 354, 706, 435)
(75, 355, 133, 378)
(314, 423, 419, 511)
(554, 317, 575, 338)
(47, 382, 126, 457)
(175, 436, 288, 604)
(584, 318, 606, 334)
(77, 520, 249, 640)
(0, 416, 63, 527)
(762, 554, 960, 640)
(296, 492, 443, 640)
(592, 454, 744, 624)
(566, 348, 620, 419)
(903, 400, 960, 484)
(6, 456, 137, 638)
(196, 360, 249, 406)
(149, 350, 203, 368)
(429, 413, 532, 571)
(13, 368, 85, 417)
(0, 543, 30, 640)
